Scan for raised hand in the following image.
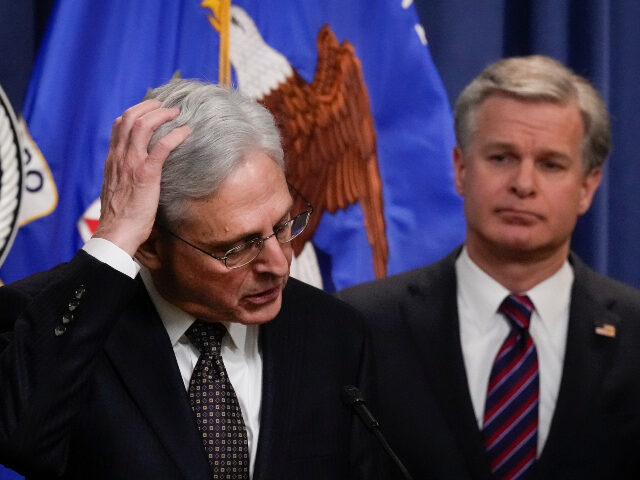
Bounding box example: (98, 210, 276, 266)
(93, 100, 190, 256)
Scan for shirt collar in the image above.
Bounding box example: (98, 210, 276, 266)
(139, 266, 248, 353)
(527, 261, 574, 330)
(455, 247, 574, 331)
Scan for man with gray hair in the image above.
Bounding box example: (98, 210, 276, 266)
(341, 55, 640, 479)
(0, 79, 381, 479)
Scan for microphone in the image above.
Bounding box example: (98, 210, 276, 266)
(341, 385, 415, 480)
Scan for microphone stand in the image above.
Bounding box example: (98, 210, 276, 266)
(342, 385, 415, 480)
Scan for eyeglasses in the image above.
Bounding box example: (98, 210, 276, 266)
(157, 186, 313, 270)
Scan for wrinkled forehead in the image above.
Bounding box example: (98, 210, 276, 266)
(470, 94, 585, 140)
(180, 153, 293, 234)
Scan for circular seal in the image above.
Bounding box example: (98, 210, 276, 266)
(0, 85, 24, 268)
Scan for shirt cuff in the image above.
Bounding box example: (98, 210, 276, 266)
(82, 237, 141, 279)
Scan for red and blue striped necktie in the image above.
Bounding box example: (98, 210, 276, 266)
(483, 294, 538, 480)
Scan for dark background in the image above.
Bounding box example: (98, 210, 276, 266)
(1, 0, 639, 289)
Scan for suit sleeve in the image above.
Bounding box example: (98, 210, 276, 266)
(0, 250, 137, 475)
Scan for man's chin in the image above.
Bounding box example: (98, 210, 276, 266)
(486, 237, 569, 264)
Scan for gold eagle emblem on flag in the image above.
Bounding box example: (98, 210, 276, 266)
(204, 2, 389, 278)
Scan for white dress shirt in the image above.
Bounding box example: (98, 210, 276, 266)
(83, 238, 262, 477)
(455, 247, 573, 453)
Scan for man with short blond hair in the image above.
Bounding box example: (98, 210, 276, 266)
(341, 55, 640, 479)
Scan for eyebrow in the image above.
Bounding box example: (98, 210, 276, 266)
(479, 141, 516, 153)
(480, 141, 572, 160)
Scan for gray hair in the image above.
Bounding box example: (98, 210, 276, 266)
(454, 55, 611, 173)
(144, 79, 284, 226)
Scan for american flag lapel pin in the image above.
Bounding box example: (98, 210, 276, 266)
(595, 322, 616, 338)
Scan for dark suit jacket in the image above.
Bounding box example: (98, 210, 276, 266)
(0, 251, 380, 479)
(340, 247, 640, 480)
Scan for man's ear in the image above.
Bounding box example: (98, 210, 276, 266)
(452, 146, 466, 196)
(134, 227, 163, 270)
(578, 167, 602, 215)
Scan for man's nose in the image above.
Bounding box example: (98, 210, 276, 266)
(252, 236, 291, 276)
(510, 160, 537, 197)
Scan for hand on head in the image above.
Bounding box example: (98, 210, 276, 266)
(93, 99, 190, 256)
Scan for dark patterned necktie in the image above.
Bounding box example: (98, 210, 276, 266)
(483, 295, 538, 480)
(185, 321, 250, 479)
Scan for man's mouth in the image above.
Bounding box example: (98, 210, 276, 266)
(495, 208, 543, 224)
(243, 285, 282, 305)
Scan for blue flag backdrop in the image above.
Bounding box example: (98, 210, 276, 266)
(0, 0, 464, 293)
(3, 0, 640, 478)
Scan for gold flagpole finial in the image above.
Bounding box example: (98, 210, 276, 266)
(201, 0, 231, 86)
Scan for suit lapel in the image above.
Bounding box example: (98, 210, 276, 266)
(538, 256, 619, 466)
(401, 250, 492, 479)
(105, 282, 210, 480)
(397, 250, 621, 476)
(253, 280, 303, 480)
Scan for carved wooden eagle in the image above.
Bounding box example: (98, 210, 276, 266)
(226, 5, 388, 278)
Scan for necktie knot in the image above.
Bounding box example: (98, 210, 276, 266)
(499, 294, 534, 331)
(185, 320, 226, 355)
